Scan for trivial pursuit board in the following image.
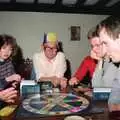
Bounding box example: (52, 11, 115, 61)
(16, 93, 90, 120)
(22, 93, 89, 115)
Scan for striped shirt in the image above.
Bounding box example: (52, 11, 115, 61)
(0, 59, 15, 89)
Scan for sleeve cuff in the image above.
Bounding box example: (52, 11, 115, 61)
(0, 79, 9, 90)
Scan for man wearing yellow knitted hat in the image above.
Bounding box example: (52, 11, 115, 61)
(33, 32, 67, 89)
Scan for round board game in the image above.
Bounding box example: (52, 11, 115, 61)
(22, 93, 90, 115)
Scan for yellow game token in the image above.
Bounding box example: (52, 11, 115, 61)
(0, 105, 17, 117)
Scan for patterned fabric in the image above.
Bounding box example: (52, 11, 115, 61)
(0, 59, 15, 80)
(0, 59, 15, 89)
(0, 79, 8, 90)
(74, 56, 97, 85)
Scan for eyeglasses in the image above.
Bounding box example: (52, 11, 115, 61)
(91, 43, 103, 48)
(44, 46, 57, 52)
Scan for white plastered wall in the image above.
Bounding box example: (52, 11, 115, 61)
(0, 12, 107, 74)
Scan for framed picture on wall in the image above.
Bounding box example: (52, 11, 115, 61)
(70, 26, 80, 41)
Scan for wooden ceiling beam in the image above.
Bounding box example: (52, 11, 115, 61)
(0, 0, 119, 15)
(75, 0, 86, 8)
(95, 0, 111, 8)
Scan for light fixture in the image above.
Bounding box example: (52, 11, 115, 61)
(0, 0, 10, 2)
(84, 0, 100, 5)
(106, 0, 120, 7)
(38, 0, 56, 4)
(16, 0, 34, 3)
(62, 0, 77, 5)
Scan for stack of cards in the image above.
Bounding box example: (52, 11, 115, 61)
(93, 87, 111, 100)
(20, 80, 39, 95)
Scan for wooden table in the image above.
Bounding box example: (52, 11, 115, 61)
(14, 100, 109, 120)
(14, 86, 111, 120)
(1, 87, 113, 120)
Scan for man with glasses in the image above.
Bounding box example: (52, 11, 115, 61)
(33, 32, 67, 89)
(69, 27, 99, 87)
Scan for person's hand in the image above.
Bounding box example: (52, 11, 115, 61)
(69, 77, 78, 86)
(6, 74, 21, 83)
(90, 50, 101, 60)
(12, 81, 20, 89)
(0, 87, 17, 103)
(60, 77, 67, 89)
(51, 76, 60, 87)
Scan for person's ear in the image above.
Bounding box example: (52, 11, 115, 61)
(116, 34, 120, 46)
(40, 45, 44, 50)
(118, 33, 120, 39)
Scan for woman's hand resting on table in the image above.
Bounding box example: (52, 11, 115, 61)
(69, 77, 78, 86)
(51, 76, 67, 89)
(0, 87, 17, 103)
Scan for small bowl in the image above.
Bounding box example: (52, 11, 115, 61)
(64, 115, 86, 120)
